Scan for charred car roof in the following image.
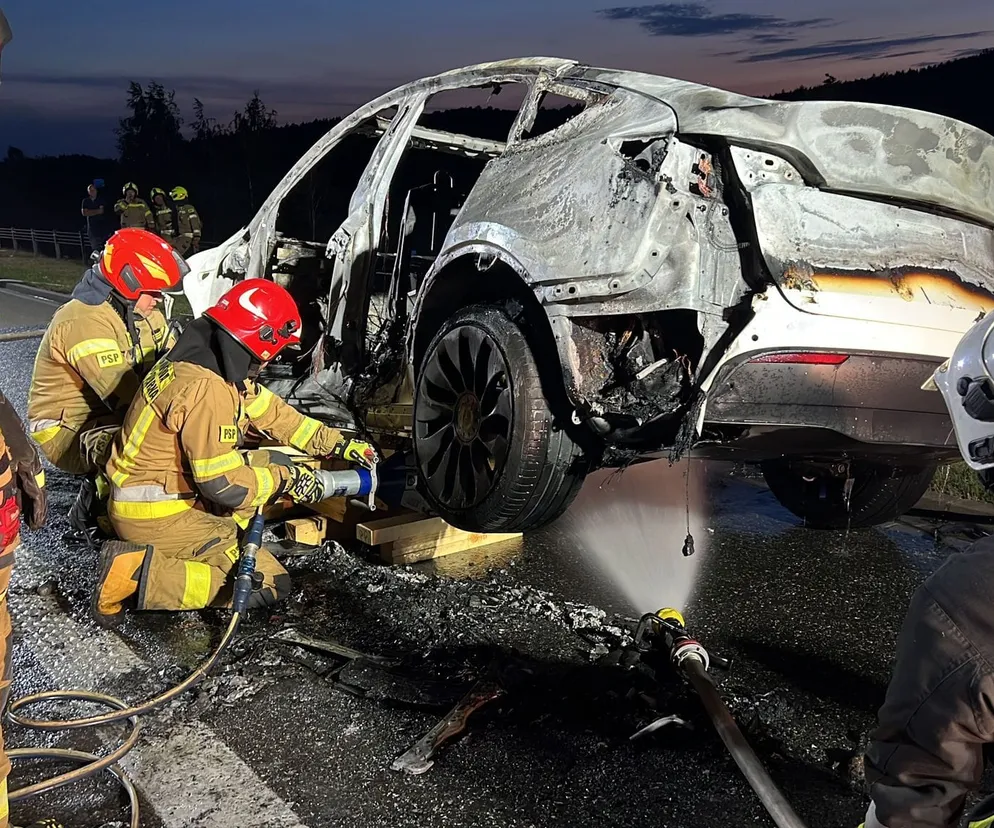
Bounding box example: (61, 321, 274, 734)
(397, 57, 994, 229)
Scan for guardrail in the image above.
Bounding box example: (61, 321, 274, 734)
(0, 227, 93, 262)
(0, 228, 216, 263)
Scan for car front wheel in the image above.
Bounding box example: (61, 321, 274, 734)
(761, 460, 936, 529)
(413, 304, 588, 532)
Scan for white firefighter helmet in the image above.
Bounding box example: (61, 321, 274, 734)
(932, 312, 994, 470)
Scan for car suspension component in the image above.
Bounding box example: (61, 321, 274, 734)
(634, 608, 810, 828)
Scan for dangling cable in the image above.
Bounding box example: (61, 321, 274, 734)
(682, 459, 695, 557)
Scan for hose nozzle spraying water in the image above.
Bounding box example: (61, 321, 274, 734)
(634, 608, 810, 828)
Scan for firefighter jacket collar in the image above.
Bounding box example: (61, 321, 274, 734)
(71, 266, 114, 306)
(169, 316, 256, 386)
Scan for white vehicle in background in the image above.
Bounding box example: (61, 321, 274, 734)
(183, 58, 994, 533)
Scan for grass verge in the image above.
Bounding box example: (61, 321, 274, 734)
(929, 462, 994, 505)
(0, 249, 85, 293)
(0, 249, 193, 317)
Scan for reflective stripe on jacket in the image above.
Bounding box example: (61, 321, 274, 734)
(176, 203, 202, 239)
(107, 359, 344, 518)
(27, 300, 170, 444)
(114, 198, 154, 230)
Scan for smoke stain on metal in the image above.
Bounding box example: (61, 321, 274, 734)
(781, 263, 994, 309)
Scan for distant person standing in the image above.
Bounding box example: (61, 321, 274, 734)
(170, 186, 202, 255)
(113, 182, 154, 231)
(149, 187, 177, 247)
(81, 182, 110, 253)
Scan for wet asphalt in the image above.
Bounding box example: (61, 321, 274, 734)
(0, 293, 992, 827)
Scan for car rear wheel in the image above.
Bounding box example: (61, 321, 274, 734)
(761, 460, 936, 529)
(413, 304, 587, 532)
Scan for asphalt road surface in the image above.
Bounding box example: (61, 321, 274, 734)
(0, 295, 992, 828)
(0, 285, 63, 328)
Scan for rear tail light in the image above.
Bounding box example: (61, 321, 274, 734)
(748, 352, 849, 365)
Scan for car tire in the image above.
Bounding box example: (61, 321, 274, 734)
(413, 303, 587, 532)
(760, 461, 936, 529)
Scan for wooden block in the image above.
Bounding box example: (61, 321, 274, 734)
(381, 529, 522, 566)
(355, 511, 439, 546)
(307, 496, 351, 523)
(286, 515, 328, 546)
(258, 443, 522, 566)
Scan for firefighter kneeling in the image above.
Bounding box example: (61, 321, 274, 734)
(92, 279, 376, 624)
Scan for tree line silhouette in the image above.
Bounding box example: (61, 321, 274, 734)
(2, 48, 991, 242)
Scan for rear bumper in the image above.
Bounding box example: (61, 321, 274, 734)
(695, 289, 970, 458)
(704, 352, 954, 450)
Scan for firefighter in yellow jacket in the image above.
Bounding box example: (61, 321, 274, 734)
(95, 278, 376, 623)
(0, 386, 49, 828)
(27, 229, 186, 546)
(149, 187, 177, 246)
(169, 186, 202, 256)
(114, 182, 154, 231)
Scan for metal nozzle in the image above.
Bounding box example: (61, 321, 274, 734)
(314, 468, 374, 501)
(633, 606, 709, 671)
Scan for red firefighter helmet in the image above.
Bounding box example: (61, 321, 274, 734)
(204, 279, 302, 362)
(99, 228, 188, 300)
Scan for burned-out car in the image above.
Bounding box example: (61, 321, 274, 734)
(183, 57, 994, 532)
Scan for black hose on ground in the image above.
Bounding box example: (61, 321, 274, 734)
(681, 656, 809, 828)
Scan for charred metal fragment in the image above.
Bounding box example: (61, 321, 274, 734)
(562, 312, 703, 449)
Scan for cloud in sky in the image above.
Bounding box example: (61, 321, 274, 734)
(3, 0, 993, 156)
(597, 3, 993, 71)
(739, 30, 993, 62)
(597, 3, 831, 38)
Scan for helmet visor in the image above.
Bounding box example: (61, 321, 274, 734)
(163, 248, 191, 294)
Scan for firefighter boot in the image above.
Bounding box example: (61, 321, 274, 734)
(65, 475, 109, 550)
(91, 540, 149, 628)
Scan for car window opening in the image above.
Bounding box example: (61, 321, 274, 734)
(259, 105, 400, 386)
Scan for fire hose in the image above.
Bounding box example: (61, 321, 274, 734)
(635, 608, 810, 828)
(4, 461, 399, 826)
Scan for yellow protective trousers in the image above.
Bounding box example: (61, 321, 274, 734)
(107, 503, 289, 612)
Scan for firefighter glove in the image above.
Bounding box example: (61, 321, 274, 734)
(16, 454, 48, 531)
(284, 463, 324, 504)
(331, 437, 378, 469)
(0, 390, 47, 530)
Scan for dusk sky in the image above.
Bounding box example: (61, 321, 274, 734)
(0, 0, 990, 157)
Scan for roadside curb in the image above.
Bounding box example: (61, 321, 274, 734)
(733, 473, 994, 519)
(0, 280, 71, 303)
(914, 492, 994, 518)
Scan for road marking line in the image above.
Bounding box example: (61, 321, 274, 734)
(11, 541, 310, 828)
(122, 722, 308, 828)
